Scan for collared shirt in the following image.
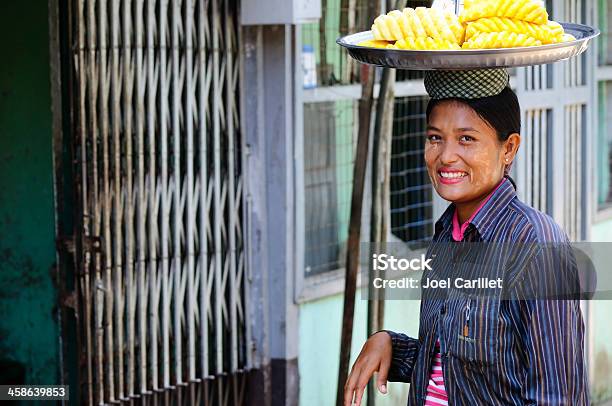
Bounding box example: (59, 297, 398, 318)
(386, 178, 589, 405)
(451, 178, 505, 241)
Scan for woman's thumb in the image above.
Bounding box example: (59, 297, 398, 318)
(376, 359, 390, 394)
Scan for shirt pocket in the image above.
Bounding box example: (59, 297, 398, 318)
(449, 296, 500, 367)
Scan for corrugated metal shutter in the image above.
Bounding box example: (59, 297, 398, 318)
(65, 0, 249, 403)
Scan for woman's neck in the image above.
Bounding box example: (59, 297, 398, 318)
(454, 178, 505, 224)
(455, 200, 485, 225)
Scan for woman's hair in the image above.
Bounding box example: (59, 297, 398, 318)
(425, 86, 521, 188)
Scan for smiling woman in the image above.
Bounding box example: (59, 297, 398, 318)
(344, 69, 588, 406)
(425, 84, 521, 224)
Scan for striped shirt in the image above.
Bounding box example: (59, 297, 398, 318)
(424, 180, 504, 406)
(385, 177, 589, 405)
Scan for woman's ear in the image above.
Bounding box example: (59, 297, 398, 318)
(503, 133, 521, 163)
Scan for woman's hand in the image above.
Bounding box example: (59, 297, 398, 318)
(343, 331, 393, 406)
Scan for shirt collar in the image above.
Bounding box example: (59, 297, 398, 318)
(434, 177, 517, 241)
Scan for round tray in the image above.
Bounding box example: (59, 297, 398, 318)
(336, 23, 599, 70)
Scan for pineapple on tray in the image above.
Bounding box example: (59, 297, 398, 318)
(357, 0, 575, 51)
(362, 7, 464, 50)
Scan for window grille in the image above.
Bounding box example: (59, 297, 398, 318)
(304, 100, 357, 275)
(564, 103, 587, 241)
(598, 81, 612, 207)
(521, 109, 553, 213)
(565, 0, 587, 86)
(598, 0, 612, 65)
(524, 65, 554, 91)
(390, 95, 434, 247)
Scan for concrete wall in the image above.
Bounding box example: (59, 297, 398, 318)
(0, 0, 59, 385)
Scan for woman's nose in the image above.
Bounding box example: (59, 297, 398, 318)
(439, 142, 460, 165)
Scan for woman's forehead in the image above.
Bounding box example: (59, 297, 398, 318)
(428, 101, 494, 133)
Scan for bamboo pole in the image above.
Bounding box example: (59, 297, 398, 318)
(339, 0, 352, 83)
(365, 2, 403, 402)
(336, 0, 381, 397)
(319, 0, 329, 85)
(336, 61, 376, 406)
(366, 65, 396, 406)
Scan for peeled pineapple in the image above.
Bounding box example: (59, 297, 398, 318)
(465, 17, 562, 44)
(562, 33, 577, 42)
(356, 39, 394, 48)
(359, 0, 572, 51)
(459, 0, 548, 25)
(443, 8, 467, 43)
(462, 31, 542, 49)
(372, 7, 464, 44)
(390, 37, 461, 50)
(546, 20, 564, 38)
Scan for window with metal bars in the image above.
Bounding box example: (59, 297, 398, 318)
(599, 0, 612, 65)
(564, 103, 587, 240)
(302, 95, 435, 275)
(564, 0, 588, 87)
(303, 100, 356, 275)
(598, 82, 612, 208)
(390, 95, 434, 247)
(519, 108, 553, 214)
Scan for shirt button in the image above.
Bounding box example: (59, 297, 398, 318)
(440, 304, 446, 314)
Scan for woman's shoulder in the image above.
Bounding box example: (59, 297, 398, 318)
(506, 198, 570, 243)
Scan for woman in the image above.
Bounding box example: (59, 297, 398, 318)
(344, 69, 588, 405)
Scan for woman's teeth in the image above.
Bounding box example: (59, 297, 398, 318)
(439, 171, 467, 179)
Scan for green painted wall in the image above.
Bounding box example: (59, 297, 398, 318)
(299, 293, 420, 405)
(592, 218, 612, 243)
(0, 1, 59, 386)
(589, 220, 612, 404)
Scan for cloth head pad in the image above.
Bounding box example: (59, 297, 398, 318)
(424, 69, 510, 99)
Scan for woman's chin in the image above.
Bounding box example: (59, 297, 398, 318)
(434, 185, 468, 202)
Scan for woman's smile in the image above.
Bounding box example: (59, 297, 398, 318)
(438, 167, 469, 184)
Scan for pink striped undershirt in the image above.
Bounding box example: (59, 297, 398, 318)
(424, 340, 448, 406)
(451, 178, 506, 242)
(424, 178, 505, 406)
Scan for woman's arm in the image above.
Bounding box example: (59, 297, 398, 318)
(383, 330, 420, 382)
(343, 331, 420, 406)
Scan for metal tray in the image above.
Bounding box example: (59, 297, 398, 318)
(336, 23, 599, 70)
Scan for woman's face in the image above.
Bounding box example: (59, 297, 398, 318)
(425, 100, 518, 204)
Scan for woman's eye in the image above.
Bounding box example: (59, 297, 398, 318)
(427, 134, 441, 142)
(460, 135, 475, 142)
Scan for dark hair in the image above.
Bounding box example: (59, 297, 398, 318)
(425, 86, 521, 189)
